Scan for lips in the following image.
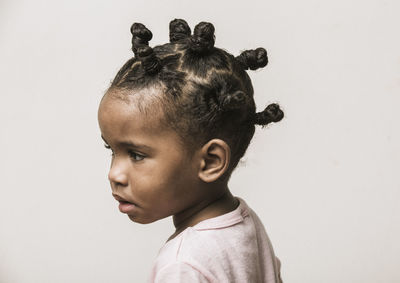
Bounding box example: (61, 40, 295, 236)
(112, 193, 134, 204)
(118, 202, 136, 213)
(112, 194, 138, 213)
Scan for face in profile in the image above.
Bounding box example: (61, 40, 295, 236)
(97, 88, 203, 224)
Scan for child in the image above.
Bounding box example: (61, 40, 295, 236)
(98, 18, 284, 283)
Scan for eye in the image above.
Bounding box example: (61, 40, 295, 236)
(128, 150, 145, 162)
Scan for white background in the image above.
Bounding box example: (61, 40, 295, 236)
(1, 0, 399, 282)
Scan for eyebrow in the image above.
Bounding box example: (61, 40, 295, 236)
(101, 135, 152, 151)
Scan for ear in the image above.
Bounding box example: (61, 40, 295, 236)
(198, 139, 231, 183)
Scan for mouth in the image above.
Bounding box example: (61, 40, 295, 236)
(118, 200, 135, 206)
(112, 193, 133, 203)
(112, 194, 138, 213)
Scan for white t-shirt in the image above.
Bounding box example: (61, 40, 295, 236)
(148, 196, 283, 283)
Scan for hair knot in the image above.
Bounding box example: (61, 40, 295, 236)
(220, 91, 248, 111)
(169, 19, 191, 43)
(253, 103, 284, 127)
(130, 23, 153, 56)
(136, 46, 162, 75)
(236, 47, 268, 70)
(189, 22, 215, 54)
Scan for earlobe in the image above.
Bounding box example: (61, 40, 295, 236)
(198, 139, 230, 183)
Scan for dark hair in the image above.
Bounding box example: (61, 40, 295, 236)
(105, 19, 284, 182)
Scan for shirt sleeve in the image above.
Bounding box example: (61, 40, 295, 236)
(154, 261, 210, 283)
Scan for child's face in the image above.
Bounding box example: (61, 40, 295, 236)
(97, 89, 203, 224)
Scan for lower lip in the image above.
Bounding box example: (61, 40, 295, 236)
(118, 202, 137, 213)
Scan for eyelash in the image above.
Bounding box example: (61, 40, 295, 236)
(104, 144, 145, 162)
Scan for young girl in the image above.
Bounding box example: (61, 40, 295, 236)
(98, 18, 284, 283)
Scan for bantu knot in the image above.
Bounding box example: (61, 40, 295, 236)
(220, 91, 248, 111)
(130, 23, 153, 56)
(136, 46, 162, 75)
(235, 48, 268, 70)
(189, 22, 215, 54)
(169, 19, 191, 43)
(253, 103, 284, 127)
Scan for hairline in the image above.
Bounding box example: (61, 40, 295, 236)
(103, 84, 199, 161)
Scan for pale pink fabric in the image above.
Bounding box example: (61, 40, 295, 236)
(148, 196, 283, 283)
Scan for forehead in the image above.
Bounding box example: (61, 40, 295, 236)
(101, 86, 163, 114)
(97, 88, 183, 151)
(99, 87, 163, 127)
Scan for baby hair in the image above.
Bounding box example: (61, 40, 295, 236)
(105, 18, 284, 182)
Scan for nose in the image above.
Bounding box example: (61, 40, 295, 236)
(108, 159, 128, 188)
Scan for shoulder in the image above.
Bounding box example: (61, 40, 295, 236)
(149, 228, 217, 281)
(154, 261, 213, 283)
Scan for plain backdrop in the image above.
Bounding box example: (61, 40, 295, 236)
(1, 0, 399, 282)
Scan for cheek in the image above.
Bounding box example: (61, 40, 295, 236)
(129, 161, 177, 192)
(133, 158, 192, 196)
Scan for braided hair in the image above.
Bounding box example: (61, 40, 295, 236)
(106, 19, 284, 181)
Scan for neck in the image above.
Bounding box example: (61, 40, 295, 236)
(168, 186, 239, 242)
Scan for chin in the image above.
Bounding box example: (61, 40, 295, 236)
(128, 214, 155, 224)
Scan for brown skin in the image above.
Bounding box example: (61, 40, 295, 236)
(97, 87, 239, 242)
